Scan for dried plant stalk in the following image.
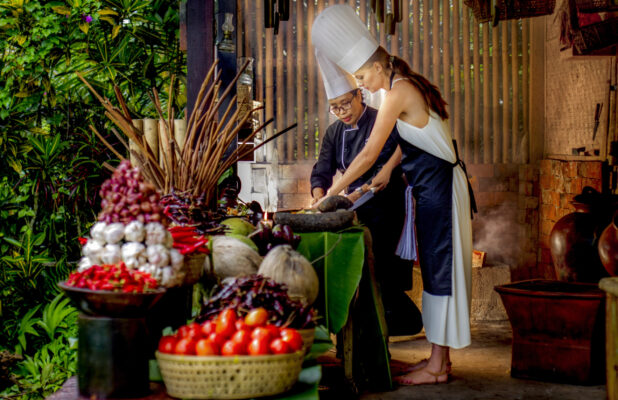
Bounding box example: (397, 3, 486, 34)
(76, 60, 280, 207)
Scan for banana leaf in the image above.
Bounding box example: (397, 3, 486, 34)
(296, 229, 365, 334)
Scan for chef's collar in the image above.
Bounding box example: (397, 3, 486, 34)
(343, 104, 368, 130)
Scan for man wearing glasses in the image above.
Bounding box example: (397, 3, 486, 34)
(310, 50, 422, 336)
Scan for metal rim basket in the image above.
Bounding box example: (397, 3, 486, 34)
(155, 350, 305, 399)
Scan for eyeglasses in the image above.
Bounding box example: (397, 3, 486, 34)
(329, 96, 355, 115)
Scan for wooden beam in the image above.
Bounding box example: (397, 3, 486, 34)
(186, 0, 214, 119)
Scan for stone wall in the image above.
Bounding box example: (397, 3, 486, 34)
(537, 159, 604, 277)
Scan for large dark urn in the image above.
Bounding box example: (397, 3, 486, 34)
(549, 187, 608, 283)
(599, 211, 618, 276)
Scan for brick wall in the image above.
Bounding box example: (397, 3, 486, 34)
(537, 159, 603, 278)
(277, 162, 314, 210)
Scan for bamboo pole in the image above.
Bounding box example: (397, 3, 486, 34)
(286, 9, 295, 163)
(463, 4, 471, 163)
(502, 21, 509, 163)
(244, 0, 251, 56)
(276, 27, 285, 161)
(482, 23, 490, 163)
(296, 0, 305, 161)
(370, 1, 377, 38)
(511, 19, 519, 163)
(492, 23, 500, 163)
(442, 0, 450, 114)
(432, 0, 439, 85)
(256, 0, 264, 105)
(402, 0, 409, 63)
(453, 0, 461, 153)
(307, 0, 316, 159)
(522, 18, 529, 163)
(360, 0, 367, 23)
(317, 0, 327, 145)
(413, 0, 421, 72)
(265, 24, 274, 162)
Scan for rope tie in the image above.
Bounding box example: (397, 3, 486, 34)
(395, 185, 417, 261)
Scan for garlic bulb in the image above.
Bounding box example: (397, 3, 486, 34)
(78, 257, 94, 272)
(90, 222, 107, 243)
(104, 223, 125, 244)
(100, 244, 122, 265)
(124, 221, 145, 242)
(82, 240, 104, 264)
(146, 244, 170, 267)
(121, 242, 145, 260)
(145, 222, 167, 245)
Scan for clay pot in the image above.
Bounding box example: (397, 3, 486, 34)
(550, 200, 607, 283)
(598, 211, 618, 276)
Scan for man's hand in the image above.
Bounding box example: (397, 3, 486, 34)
(368, 167, 391, 192)
(311, 187, 326, 206)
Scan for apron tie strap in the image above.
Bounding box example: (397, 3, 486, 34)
(396, 185, 417, 261)
(452, 140, 478, 217)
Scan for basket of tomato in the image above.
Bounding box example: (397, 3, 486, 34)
(155, 308, 305, 399)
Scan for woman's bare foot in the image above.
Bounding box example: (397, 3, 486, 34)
(393, 366, 449, 386)
(400, 358, 451, 374)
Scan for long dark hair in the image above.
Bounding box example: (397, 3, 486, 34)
(363, 46, 449, 119)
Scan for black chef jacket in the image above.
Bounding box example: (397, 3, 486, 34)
(310, 105, 399, 194)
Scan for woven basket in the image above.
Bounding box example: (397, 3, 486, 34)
(298, 328, 315, 354)
(155, 350, 304, 399)
(181, 253, 206, 285)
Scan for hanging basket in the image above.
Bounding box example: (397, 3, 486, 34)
(572, 18, 618, 54)
(464, 0, 557, 23)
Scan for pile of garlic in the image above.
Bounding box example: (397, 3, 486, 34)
(79, 220, 184, 287)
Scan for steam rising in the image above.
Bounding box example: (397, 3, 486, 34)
(473, 203, 521, 267)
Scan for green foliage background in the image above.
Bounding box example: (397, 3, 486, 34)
(0, 0, 186, 397)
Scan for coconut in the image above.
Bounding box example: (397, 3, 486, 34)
(258, 244, 319, 306)
(205, 235, 262, 279)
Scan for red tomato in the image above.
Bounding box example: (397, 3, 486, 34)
(264, 324, 280, 339)
(216, 309, 237, 338)
(186, 322, 203, 339)
(208, 332, 227, 349)
(250, 326, 272, 342)
(221, 339, 246, 356)
(177, 324, 191, 338)
(201, 320, 216, 336)
(247, 337, 271, 355)
(195, 338, 219, 356)
(269, 338, 291, 355)
(231, 329, 252, 349)
(158, 335, 177, 354)
(244, 307, 269, 327)
(279, 328, 303, 352)
(174, 338, 196, 355)
(235, 319, 249, 332)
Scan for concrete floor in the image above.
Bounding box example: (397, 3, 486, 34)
(322, 321, 607, 400)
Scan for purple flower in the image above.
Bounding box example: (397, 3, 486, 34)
(81, 14, 93, 23)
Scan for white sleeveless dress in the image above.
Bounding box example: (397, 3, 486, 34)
(396, 110, 473, 349)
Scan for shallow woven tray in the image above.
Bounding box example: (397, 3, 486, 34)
(155, 350, 304, 399)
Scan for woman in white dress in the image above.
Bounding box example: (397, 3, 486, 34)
(312, 5, 473, 385)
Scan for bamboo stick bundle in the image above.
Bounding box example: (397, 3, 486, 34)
(76, 59, 274, 208)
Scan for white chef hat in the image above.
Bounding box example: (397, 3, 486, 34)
(316, 49, 358, 100)
(311, 4, 378, 74)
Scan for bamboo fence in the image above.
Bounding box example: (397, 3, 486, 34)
(239, 0, 530, 165)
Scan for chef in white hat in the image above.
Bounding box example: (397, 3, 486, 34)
(312, 4, 475, 386)
(311, 49, 422, 339)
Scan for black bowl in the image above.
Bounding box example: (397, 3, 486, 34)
(58, 281, 166, 318)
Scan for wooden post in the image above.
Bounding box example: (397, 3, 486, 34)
(402, 0, 409, 62)
(492, 24, 500, 164)
(296, 0, 305, 161)
(129, 119, 144, 166)
(442, 0, 450, 113)
(286, 11, 295, 163)
(529, 17, 545, 164)
(432, 0, 440, 85)
(511, 20, 519, 163)
(463, 5, 471, 163)
(453, 0, 461, 156)
(522, 19, 530, 164)
(143, 119, 159, 163)
(307, 0, 316, 160)
(502, 21, 509, 163)
(317, 0, 327, 145)
(186, 0, 214, 119)
(265, 26, 274, 162)
(482, 23, 490, 163)
(413, 0, 421, 73)
(276, 28, 285, 160)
